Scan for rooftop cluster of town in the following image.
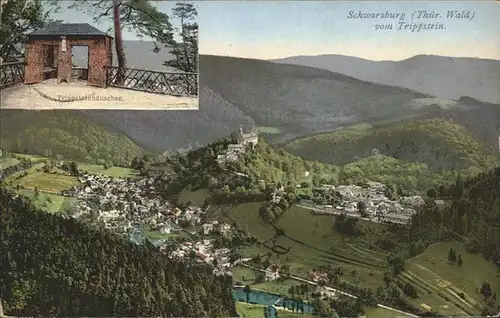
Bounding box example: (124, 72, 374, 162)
(310, 181, 425, 225)
(61, 173, 242, 273)
(164, 238, 236, 276)
(63, 173, 205, 234)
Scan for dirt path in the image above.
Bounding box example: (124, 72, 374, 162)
(1, 81, 198, 110)
(446, 288, 474, 309)
(345, 243, 383, 262)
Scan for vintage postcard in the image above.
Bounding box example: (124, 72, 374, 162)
(0, 0, 198, 109)
(1, 1, 500, 318)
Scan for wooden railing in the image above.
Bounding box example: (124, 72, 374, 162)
(106, 66, 198, 97)
(0, 61, 25, 88)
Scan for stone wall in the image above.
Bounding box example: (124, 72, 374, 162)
(24, 35, 112, 87)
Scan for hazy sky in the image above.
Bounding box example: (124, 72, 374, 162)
(198, 1, 500, 61)
(49, 1, 179, 41)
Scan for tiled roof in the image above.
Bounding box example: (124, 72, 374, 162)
(28, 23, 111, 37)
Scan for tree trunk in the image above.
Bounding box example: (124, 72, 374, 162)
(113, 0, 126, 85)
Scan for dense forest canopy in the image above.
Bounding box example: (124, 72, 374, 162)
(156, 136, 336, 198)
(282, 119, 500, 192)
(0, 110, 147, 167)
(411, 168, 500, 268)
(0, 187, 237, 317)
(283, 119, 500, 171)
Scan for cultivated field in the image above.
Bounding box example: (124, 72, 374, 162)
(399, 241, 500, 316)
(17, 189, 67, 213)
(179, 188, 392, 290)
(208, 199, 393, 291)
(364, 306, 412, 318)
(235, 302, 267, 317)
(4, 166, 79, 213)
(10, 169, 79, 193)
(78, 163, 140, 178)
(3, 154, 140, 213)
(148, 186, 500, 317)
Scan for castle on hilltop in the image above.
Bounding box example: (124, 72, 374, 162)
(236, 127, 258, 146)
(216, 127, 259, 165)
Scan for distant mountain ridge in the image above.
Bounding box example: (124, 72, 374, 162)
(80, 54, 442, 152)
(75, 54, 500, 152)
(271, 54, 500, 104)
(10, 50, 500, 154)
(71, 40, 178, 72)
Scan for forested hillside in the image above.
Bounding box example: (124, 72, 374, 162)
(0, 110, 146, 166)
(0, 187, 236, 317)
(81, 86, 255, 152)
(199, 55, 429, 129)
(159, 132, 482, 197)
(283, 119, 500, 174)
(231, 140, 335, 184)
(408, 168, 500, 315)
(411, 168, 500, 267)
(156, 136, 337, 201)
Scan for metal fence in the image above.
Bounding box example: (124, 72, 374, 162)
(0, 61, 25, 88)
(106, 66, 198, 97)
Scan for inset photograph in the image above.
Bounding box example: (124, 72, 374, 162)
(1, 0, 198, 110)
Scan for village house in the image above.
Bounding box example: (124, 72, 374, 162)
(401, 208, 417, 217)
(434, 199, 445, 209)
(213, 262, 232, 277)
(363, 200, 377, 216)
(379, 213, 412, 225)
(202, 223, 214, 235)
(366, 181, 386, 194)
(219, 223, 232, 235)
(314, 285, 337, 300)
(271, 186, 285, 203)
(307, 271, 330, 284)
(400, 195, 425, 207)
(265, 264, 281, 281)
(159, 223, 173, 234)
(344, 202, 360, 215)
(336, 185, 363, 201)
